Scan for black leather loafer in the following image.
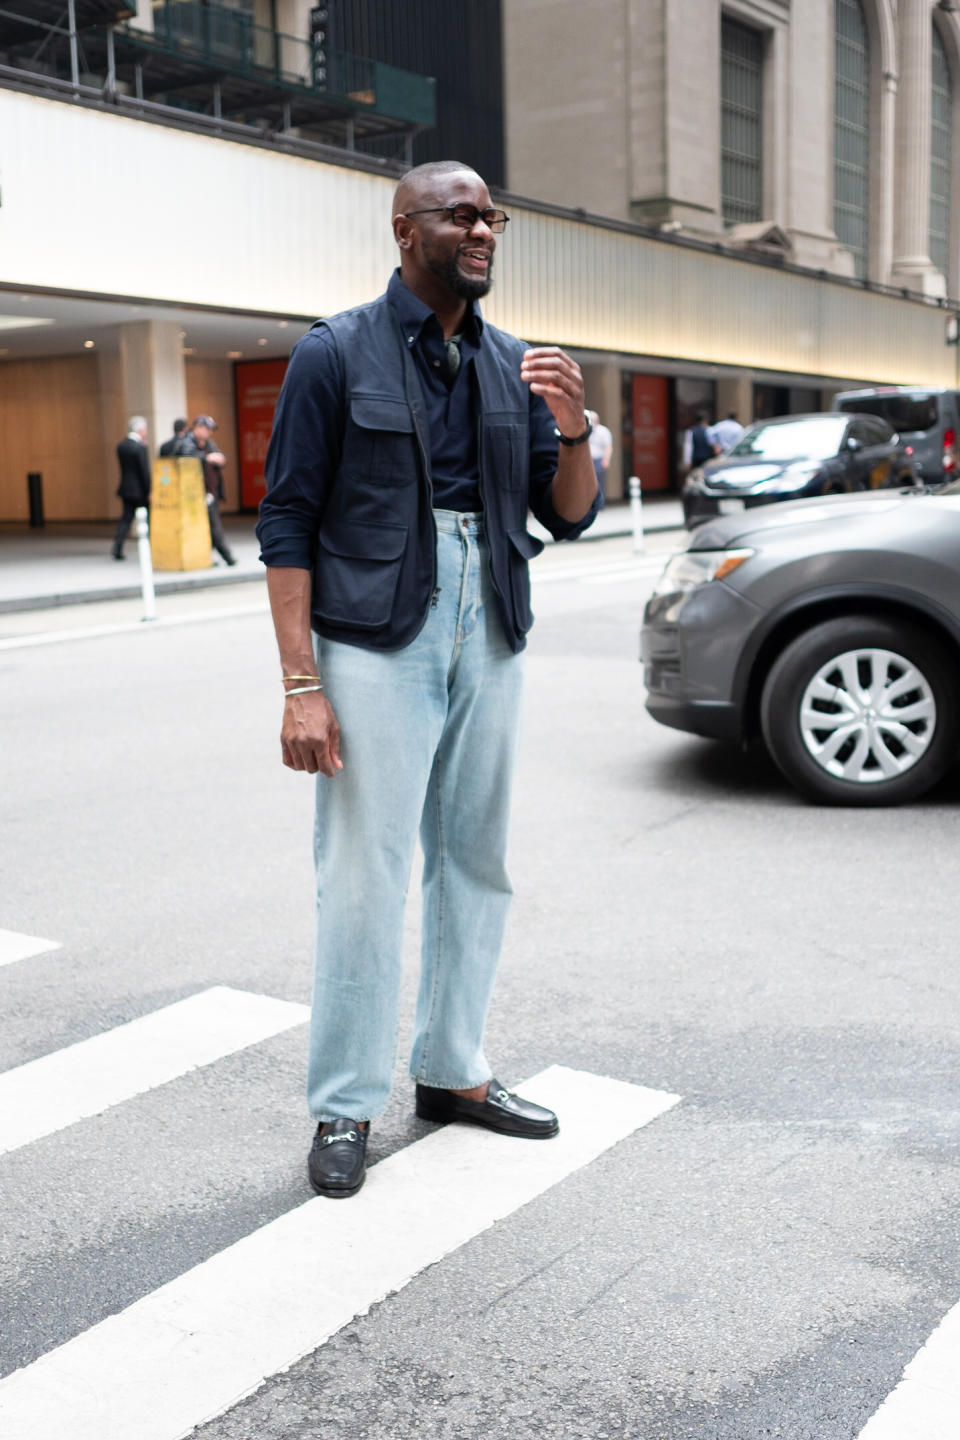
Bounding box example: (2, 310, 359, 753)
(307, 1118, 368, 1198)
(415, 1079, 559, 1139)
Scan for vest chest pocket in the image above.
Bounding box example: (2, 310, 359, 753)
(349, 394, 417, 486)
(482, 413, 528, 491)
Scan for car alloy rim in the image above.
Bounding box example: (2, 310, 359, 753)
(799, 647, 937, 783)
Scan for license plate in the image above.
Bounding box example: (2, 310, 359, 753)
(718, 498, 745, 514)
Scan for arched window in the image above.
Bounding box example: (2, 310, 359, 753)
(930, 25, 952, 283)
(834, 0, 870, 278)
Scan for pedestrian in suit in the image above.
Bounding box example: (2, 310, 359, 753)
(112, 416, 151, 560)
(159, 418, 188, 457)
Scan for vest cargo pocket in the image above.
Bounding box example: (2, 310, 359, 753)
(349, 394, 417, 485)
(314, 521, 407, 630)
(506, 528, 545, 634)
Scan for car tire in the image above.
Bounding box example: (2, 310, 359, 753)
(760, 615, 958, 806)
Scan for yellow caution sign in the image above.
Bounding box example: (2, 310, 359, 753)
(149, 457, 212, 571)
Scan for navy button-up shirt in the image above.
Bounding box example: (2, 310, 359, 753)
(390, 271, 482, 512)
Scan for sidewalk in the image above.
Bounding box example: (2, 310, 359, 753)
(0, 497, 683, 613)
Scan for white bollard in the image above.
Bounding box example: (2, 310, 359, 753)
(628, 475, 644, 553)
(135, 505, 157, 623)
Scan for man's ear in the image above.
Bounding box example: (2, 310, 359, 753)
(393, 214, 414, 252)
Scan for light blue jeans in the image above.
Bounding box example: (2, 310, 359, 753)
(308, 511, 526, 1122)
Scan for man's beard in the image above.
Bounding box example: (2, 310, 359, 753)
(433, 252, 494, 301)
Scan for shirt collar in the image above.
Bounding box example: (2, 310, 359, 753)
(388, 269, 483, 347)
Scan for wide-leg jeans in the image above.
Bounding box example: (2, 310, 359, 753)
(307, 510, 525, 1122)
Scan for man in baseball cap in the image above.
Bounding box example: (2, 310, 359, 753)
(174, 415, 236, 565)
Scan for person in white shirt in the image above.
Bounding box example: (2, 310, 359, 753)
(587, 410, 612, 505)
(710, 411, 746, 453)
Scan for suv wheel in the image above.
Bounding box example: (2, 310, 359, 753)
(760, 616, 957, 805)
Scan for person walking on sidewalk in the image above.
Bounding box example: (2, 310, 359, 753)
(257, 159, 601, 1199)
(175, 415, 237, 566)
(112, 415, 151, 561)
(587, 409, 612, 504)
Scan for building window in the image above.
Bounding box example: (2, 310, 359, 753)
(721, 17, 763, 225)
(930, 25, 952, 283)
(834, 0, 870, 278)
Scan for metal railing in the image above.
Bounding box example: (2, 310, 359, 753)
(145, 0, 435, 123)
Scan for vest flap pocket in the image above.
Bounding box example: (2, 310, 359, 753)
(314, 521, 408, 630)
(507, 528, 545, 560)
(317, 520, 407, 561)
(350, 395, 415, 434)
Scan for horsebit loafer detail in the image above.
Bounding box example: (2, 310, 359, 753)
(308, 1117, 368, 1198)
(415, 1079, 559, 1139)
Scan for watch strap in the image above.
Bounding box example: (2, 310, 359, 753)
(555, 419, 593, 447)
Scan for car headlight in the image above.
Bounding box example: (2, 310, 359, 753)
(652, 548, 754, 597)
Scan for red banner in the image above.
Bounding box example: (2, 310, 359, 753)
(631, 375, 670, 492)
(235, 359, 289, 510)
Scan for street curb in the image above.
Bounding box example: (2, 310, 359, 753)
(0, 520, 684, 615)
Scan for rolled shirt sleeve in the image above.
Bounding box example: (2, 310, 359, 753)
(256, 326, 345, 569)
(525, 388, 601, 541)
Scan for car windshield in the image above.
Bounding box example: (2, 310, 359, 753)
(728, 416, 848, 461)
(837, 394, 940, 433)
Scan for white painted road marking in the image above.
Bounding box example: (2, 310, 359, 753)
(0, 601, 269, 651)
(532, 557, 665, 585)
(0, 929, 61, 969)
(0, 1065, 680, 1440)
(857, 1295, 960, 1438)
(0, 986, 308, 1157)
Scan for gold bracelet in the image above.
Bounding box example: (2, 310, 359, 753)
(282, 674, 321, 684)
(283, 683, 324, 696)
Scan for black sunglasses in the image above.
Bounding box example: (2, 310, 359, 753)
(401, 204, 510, 233)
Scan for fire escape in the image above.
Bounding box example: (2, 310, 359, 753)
(0, 1, 437, 161)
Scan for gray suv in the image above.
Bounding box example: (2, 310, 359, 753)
(832, 385, 960, 487)
(642, 484, 960, 805)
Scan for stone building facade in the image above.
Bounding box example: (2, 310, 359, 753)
(504, 0, 960, 301)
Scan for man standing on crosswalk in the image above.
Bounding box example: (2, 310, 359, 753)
(256, 160, 600, 1198)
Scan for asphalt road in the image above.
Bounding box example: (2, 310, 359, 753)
(2, 532, 959, 1439)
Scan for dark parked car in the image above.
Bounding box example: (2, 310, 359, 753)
(682, 412, 917, 528)
(642, 484, 960, 805)
(832, 384, 960, 487)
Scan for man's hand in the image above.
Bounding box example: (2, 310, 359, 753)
(281, 690, 343, 777)
(520, 346, 588, 439)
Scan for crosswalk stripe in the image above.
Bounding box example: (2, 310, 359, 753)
(856, 1296, 960, 1438)
(0, 1064, 680, 1440)
(0, 986, 309, 1157)
(0, 929, 61, 969)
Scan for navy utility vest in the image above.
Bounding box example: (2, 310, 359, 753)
(308, 292, 544, 654)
